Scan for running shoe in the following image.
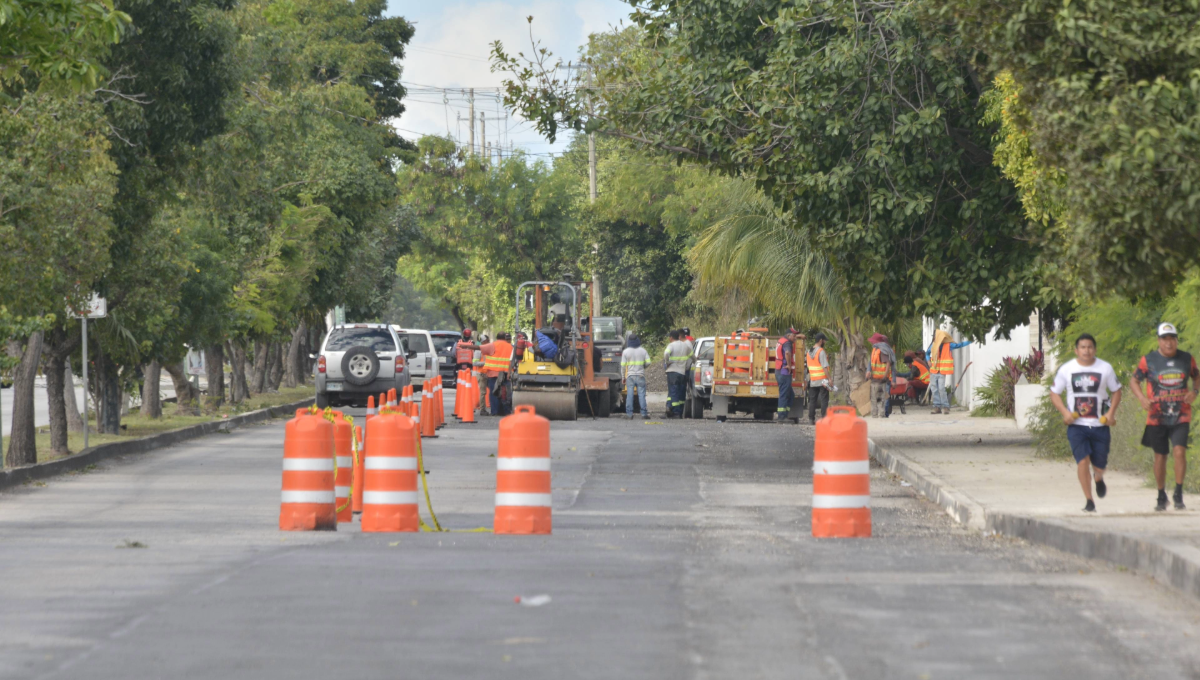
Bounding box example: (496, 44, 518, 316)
(1157, 491, 1169, 512)
(1083, 499, 1096, 512)
(1175, 489, 1186, 510)
(1095, 479, 1106, 498)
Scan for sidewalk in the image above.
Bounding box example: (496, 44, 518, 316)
(869, 407, 1200, 600)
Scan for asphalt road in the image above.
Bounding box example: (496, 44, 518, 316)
(3, 390, 1200, 679)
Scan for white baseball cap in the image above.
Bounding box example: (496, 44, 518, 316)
(1158, 322, 1179, 337)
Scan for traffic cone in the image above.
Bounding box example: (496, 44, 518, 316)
(455, 370, 467, 420)
(812, 406, 871, 538)
(421, 387, 438, 438)
(387, 388, 397, 409)
(461, 372, 477, 424)
(494, 405, 551, 534)
(361, 412, 419, 532)
(280, 410, 337, 531)
(435, 376, 446, 429)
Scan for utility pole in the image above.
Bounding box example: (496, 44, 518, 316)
(468, 88, 475, 156)
(586, 69, 602, 319)
(480, 111, 486, 165)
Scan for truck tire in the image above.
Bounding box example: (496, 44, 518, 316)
(690, 395, 704, 419)
(683, 395, 693, 419)
(597, 389, 611, 418)
(340, 345, 380, 386)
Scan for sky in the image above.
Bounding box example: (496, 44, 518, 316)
(385, 0, 633, 159)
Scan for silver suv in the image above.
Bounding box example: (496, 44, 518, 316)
(315, 324, 413, 408)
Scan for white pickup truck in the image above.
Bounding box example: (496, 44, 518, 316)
(391, 327, 439, 389)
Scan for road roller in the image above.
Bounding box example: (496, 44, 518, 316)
(511, 281, 613, 420)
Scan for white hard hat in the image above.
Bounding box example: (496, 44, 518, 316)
(1158, 322, 1179, 337)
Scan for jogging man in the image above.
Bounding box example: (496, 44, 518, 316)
(1131, 322, 1199, 511)
(1049, 333, 1122, 512)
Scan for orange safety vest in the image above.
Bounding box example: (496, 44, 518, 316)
(870, 348, 891, 381)
(931, 342, 954, 375)
(455, 340, 474, 365)
(912, 359, 930, 384)
(807, 347, 827, 381)
(483, 340, 514, 375)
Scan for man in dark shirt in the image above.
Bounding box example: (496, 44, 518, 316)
(1131, 323, 1200, 511)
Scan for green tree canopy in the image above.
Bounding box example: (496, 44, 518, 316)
(494, 6, 1044, 339)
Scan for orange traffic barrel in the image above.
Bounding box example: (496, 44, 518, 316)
(361, 413, 419, 532)
(812, 406, 871, 538)
(456, 371, 469, 420)
(494, 405, 551, 534)
(280, 410, 337, 531)
(329, 411, 354, 523)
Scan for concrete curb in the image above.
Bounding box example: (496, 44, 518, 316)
(0, 398, 314, 491)
(870, 438, 1200, 600)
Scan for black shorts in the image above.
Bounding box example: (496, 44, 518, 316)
(1141, 422, 1190, 455)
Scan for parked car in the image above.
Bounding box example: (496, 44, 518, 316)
(430, 330, 462, 382)
(391, 327, 438, 389)
(684, 336, 715, 419)
(315, 324, 412, 409)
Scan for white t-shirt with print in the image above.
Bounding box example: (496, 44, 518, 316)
(1050, 358, 1122, 427)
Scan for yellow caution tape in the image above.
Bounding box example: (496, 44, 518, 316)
(414, 434, 492, 534)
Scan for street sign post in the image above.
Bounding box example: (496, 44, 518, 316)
(69, 295, 106, 450)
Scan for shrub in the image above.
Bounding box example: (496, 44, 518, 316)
(972, 350, 1044, 418)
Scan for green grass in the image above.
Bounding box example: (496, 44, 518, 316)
(2, 386, 312, 467)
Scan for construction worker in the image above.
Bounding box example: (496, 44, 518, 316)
(474, 335, 489, 414)
(683, 327, 694, 343)
(927, 330, 972, 414)
(807, 332, 830, 424)
(775, 328, 798, 421)
(901, 351, 930, 402)
(621, 334, 651, 419)
(480, 332, 515, 416)
(869, 333, 894, 418)
(455, 329, 477, 372)
(513, 331, 530, 361)
(663, 329, 692, 418)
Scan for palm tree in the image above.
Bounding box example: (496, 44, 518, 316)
(689, 182, 880, 390)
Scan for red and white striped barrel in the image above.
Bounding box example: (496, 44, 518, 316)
(494, 405, 551, 534)
(812, 406, 871, 538)
(280, 410, 336, 531)
(361, 413, 419, 532)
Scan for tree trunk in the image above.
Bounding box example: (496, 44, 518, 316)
(164, 360, 200, 413)
(96, 349, 122, 435)
(141, 361, 162, 418)
(285, 322, 306, 388)
(226, 340, 249, 403)
(40, 325, 82, 448)
(64, 365, 84, 433)
(6, 332, 44, 467)
(251, 341, 268, 394)
(44, 350, 69, 456)
(205, 343, 225, 408)
(268, 342, 284, 391)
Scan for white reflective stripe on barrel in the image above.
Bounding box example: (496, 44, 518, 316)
(364, 456, 417, 470)
(335, 485, 350, 497)
(362, 491, 419, 505)
(497, 457, 551, 472)
(812, 460, 870, 475)
(812, 494, 871, 509)
(283, 458, 334, 471)
(281, 490, 335, 504)
(336, 456, 352, 468)
(495, 492, 552, 507)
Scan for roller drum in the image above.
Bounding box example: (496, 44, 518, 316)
(512, 390, 578, 421)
